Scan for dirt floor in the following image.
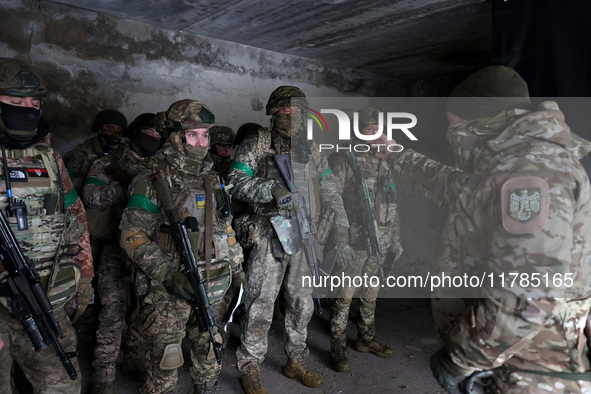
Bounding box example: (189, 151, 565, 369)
(66, 298, 444, 394)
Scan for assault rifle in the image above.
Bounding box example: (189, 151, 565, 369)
(274, 154, 322, 314)
(152, 170, 223, 364)
(343, 150, 386, 280)
(0, 210, 78, 379)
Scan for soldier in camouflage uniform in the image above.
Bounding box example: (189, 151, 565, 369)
(378, 66, 591, 393)
(119, 99, 245, 394)
(66, 109, 128, 194)
(209, 125, 235, 181)
(85, 113, 164, 394)
(228, 86, 349, 394)
(327, 107, 403, 372)
(0, 57, 93, 393)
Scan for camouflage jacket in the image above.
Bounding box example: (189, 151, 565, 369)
(0, 144, 93, 286)
(119, 140, 243, 287)
(388, 101, 591, 375)
(82, 143, 158, 239)
(227, 129, 348, 230)
(329, 150, 402, 255)
(65, 134, 124, 194)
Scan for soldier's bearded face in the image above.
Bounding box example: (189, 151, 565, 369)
(185, 128, 209, 147)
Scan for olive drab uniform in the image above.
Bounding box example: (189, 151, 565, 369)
(82, 142, 159, 385)
(389, 101, 591, 393)
(119, 136, 243, 394)
(228, 127, 348, 371)
(328, 150, 402, 348)
(0, 145, 93, 393)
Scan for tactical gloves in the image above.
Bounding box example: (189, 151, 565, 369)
(271, 183, 293, 210)
(164, 272, 195, 301)
(232, 271, 248, 290)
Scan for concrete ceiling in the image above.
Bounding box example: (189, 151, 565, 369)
(48, 0, 492, 80)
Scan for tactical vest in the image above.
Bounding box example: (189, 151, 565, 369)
(153, 162, 234, 302)
(0, 146, 82, 309)
(254, 131, 320, 254)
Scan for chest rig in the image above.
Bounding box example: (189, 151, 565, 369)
(255, 132, 319, 255)
(0, 146, 81, 308)
(152, 159, 234, 302)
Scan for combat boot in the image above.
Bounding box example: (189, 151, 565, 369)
(282, 358, 323, 387)
(194, 380, 217, 394)
(355, 337, 394, 358)
(330, 345, 350, 372)
(240, 367, 267, 394)
(90, 381, 113, 394)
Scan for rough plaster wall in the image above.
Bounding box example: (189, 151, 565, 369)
(1, 0, 405, 156)
(1, 0, 454, 291)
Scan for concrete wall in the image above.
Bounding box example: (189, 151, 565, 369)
(1, 0, 405, 156)
(1, 0, 458, 293)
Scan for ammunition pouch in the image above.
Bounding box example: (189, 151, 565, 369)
(86, 206, 112, 238)
(200, 259, 232, 303)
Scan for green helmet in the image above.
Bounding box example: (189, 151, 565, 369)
(0, 58, 46, 97)
(210, 126, 235, 145)
(358, 107, 381, 128)
(91, 109, 128, 132)
(167, 99, 215, 129)
(265, 86, 308, 115)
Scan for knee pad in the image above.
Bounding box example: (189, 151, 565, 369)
(159, 343, 184, 370)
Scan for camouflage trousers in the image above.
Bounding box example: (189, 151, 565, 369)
(0, 305, 82, 393)
(236, 236, 313, 372)
(329, 249, 381, 346)
(134, 288, 229, 394)
(92, 240, 130, 382)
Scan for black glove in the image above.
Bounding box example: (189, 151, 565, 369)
(430, 349, 468, 394)
(271, 183, 293, 210)
(164, 272, 195, 301)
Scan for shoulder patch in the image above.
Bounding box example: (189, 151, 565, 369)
(501, 176, 549, 234)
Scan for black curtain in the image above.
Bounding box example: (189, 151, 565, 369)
(492, 0, 591, 173)
(492, 0, 591, 97)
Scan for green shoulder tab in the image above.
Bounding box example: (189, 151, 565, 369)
(85, 176, 107, 186)
(64, 188, 79, 208)
(67, 167, 78, 179)
(318, 167, 333, 179)
(127, 193, 159, 214)
(230, 161, 253, 177)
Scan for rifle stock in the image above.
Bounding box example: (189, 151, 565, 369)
(273, 154, 322, 314)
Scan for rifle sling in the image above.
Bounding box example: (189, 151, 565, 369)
(375, 159, 383, 223)
(204, 175, 213, 286)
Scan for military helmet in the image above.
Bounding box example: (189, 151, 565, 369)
(210, 126, 235, 145)
(265, 86, 308, 115)
(166, 99, 215, 130)
(91, 109, 128, 132)
(0, 58, 47, 98)
(358, 107, 381, 128)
